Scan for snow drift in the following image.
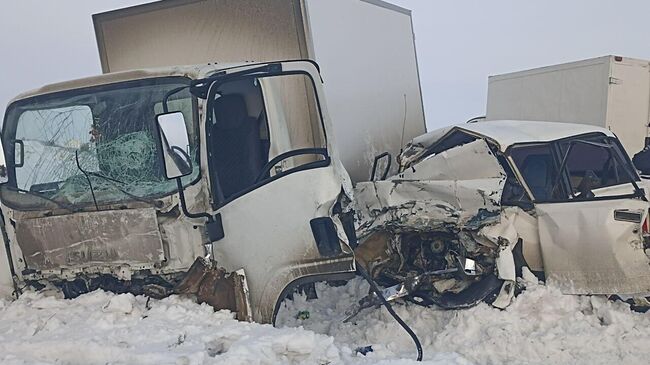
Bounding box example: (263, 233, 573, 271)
(1, 273, 650, 364)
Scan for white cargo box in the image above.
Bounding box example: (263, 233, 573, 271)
(93, 0, 426, 182)
(486, 55, 650, 155)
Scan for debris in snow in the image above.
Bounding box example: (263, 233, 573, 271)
(102, 293, 135, 314)
(277, 277, 650, 364)
(2, 276, 650, 364)
(355, 345, 373, 356)
(296, 310, 310, 320)
(205, 340, 227, 357)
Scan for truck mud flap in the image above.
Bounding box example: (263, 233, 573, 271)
(175, 258, 252, 321)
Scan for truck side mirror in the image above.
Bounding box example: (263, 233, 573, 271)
(155, 112, 193, 179)
(0, 138, 8, 184)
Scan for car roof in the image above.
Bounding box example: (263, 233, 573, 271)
(453, 120, 615, 151)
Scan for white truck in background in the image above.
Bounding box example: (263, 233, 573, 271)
(0, 0, 425, 324)
(486, 55, 650, 157)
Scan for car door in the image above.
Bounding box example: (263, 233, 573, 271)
(512, 136, 650, 295)
(536, 198, 650, 295)
(202, 61, 355, 323)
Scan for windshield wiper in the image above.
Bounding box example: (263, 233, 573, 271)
(74, 150, 159, 209)
(3, 186, 78, 213)
(85, 171, 160, 208)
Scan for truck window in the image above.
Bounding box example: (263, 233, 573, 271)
(207, 73, 326, 202)
(2, 77, 198, 211)
(14, 105, 97, 192)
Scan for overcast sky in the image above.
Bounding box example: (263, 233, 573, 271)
(2, 0, 650, 130)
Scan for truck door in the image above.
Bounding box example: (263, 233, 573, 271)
(511, 136, 650, 295)
(0, 137, 15, 299)
(202, 62, 355, 323)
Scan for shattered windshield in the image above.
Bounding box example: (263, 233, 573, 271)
(2, 77, 198, 211)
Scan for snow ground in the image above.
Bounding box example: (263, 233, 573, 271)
(1, 273, 649, 365)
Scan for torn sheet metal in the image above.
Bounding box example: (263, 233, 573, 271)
(355, 179, 504, 237)
(398, 126, 454, 168)
(477, 207, 529, 282)
(15, 208, 165, 272)
(537, 198, 650, 295)
(355, 139, 507, 238)
(351, 139, 512, 310)
(395, 139, 504, 182)
(175, 258, 252, 321)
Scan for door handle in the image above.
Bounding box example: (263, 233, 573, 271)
(614, 209, 643, 223)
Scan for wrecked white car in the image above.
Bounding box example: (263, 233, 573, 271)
(351, 120, 650, 313)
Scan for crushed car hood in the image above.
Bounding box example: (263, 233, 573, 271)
(355, 139, 507, 238)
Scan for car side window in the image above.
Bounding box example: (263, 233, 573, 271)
(510, 144, 563, 202)
(558, 137, 636, 198)
(496, 153, 532, 208)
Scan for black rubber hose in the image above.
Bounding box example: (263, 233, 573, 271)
(356, 264, 423, 361)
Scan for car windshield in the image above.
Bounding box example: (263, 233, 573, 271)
(509, 134, 639, 202)
(1, 77, 199, 211)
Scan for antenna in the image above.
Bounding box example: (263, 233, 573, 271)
(399, 94, 408, 152)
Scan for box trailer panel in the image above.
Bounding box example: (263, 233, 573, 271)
(94, 0, 426, 182)
(607, 59, 650, 154)
(303, 0, 425, 181)
(487, 56, 650, 156)
(486, 57, 611, 127)
(94, 0, 307, 73)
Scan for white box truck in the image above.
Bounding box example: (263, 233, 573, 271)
(0, 0, 425, 324)
(486, 55, 650, 156)
(93, 0, 426, 182)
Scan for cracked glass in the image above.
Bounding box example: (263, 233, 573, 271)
(2, 77, 199, 210)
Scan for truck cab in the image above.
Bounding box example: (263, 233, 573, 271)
(0, 60, 356, 324)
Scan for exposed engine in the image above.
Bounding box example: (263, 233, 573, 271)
(352, 229, 502, 314)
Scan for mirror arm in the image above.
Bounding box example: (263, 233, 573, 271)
(175, 178, 213, 222)
(176, 178, 224, 243)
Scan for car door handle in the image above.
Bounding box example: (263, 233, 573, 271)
(614, 209, 643, 223)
